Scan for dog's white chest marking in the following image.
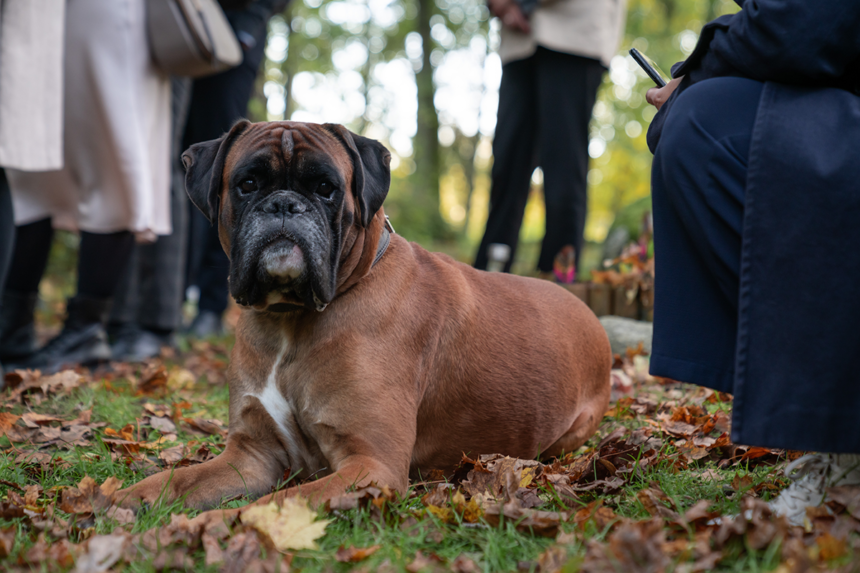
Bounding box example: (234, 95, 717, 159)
(244, 337, 318, 474)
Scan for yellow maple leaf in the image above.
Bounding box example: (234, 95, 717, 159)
(240, 499, 330, 551)
(520, 467, 535, 488)
(167, 367, 196, 391)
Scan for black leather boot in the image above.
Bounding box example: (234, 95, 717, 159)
(0, 290, 38, 363)
(14, 295, 112, 373)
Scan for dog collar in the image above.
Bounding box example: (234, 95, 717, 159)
(373, 216, 395, 268)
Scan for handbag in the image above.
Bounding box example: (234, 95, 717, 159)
(146, 0, 243, 78)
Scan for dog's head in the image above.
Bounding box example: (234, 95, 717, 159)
(182, 121, 391, 312)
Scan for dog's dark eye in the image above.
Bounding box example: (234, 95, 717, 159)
(239, 178, 257, 194)
(316, 181, 335, 198)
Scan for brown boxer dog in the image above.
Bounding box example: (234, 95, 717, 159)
(118, 120, 611, 516)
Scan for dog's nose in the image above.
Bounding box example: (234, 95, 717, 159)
(262, 193, 307, 216)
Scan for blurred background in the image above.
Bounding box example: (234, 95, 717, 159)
(43, 0, 740, 312)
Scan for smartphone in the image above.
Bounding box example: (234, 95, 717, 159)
(629, 48, 668, 88)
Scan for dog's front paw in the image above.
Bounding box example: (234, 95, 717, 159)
(115, 476, 172, 511)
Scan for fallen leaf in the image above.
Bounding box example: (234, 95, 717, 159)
(336, 544, 381, 562)
(105, 505, 135, 525)
(816, 532, 847, 561)
(72, 533, 128, 573)
(60, 476, 123, 515)
(0, 412, 20, 437)
(450, 555, 481, 573)
(406, 551, 444, 572)
(537, 545, 568, 573)
(0, 527, 15, 558)
(20, 412, 62, 427)
(147, 416, 176, 434)
(240, 499, 330, 551)
(158, 444, 187, 465)
(167, 367, 196, 390)
(730, 473, 754, 491)
(183, 417, 227, 437)
(202, 532, 224, 565)
(827, 486, 860, 521)
(137, 365, 168, 396)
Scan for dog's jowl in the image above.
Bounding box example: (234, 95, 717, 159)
(119, 121, 611, 516)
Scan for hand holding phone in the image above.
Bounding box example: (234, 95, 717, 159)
(629, 48, 668, 88)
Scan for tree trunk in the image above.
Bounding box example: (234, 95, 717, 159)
(411, 0, 446, 237)
(461, 133, 479, 233)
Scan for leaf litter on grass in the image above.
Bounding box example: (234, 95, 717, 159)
(3, 348, 860, 571)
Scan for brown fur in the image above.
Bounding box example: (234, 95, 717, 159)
(117, 122, 611, 522)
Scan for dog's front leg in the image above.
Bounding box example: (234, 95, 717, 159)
(117, 432, 287, 511)
(263, 453, 405, 505)
(187, 453, 403, 532)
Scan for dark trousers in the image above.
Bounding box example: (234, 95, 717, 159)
(474, 47, 604, 273)
(110, 78, 193, 332)
(0, 170, 13, 292)
(184, 33, 265, 315)
(649, 78, 764, 393)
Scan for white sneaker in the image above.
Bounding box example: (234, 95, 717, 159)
(769, 453, 860, 526)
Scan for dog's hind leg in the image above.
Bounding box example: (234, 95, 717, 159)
(542, 393, 610, 460)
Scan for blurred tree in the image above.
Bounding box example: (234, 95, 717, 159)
(251, 0, 740, 259)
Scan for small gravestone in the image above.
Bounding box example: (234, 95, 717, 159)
(599, 315, 653, 356)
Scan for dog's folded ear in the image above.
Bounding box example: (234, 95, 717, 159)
(182, 120, 251, 223)
(324, 124, 391, 228)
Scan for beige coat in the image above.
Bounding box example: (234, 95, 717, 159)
(0, 0, 65, 171)
(5, 0, 172, 238)
(499, 0, 627, 67)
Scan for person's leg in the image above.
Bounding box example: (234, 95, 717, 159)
(473, 55, 538, 272)
(110, 76, 192, 361)
(0, 170, 13, 292)
(649, 77, 763, 393)
(535, 49, 604, 274)
(183, 36, 266, 333)
(196, 222, 230, 317)
(17, 231, 135, 372)
(0, 170, 14, 376)
(76, 231, 135, 298)
(0, 218, 54, 363)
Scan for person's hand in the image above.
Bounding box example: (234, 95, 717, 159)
(487, 0, 531, 33)
(646, 77, 683, 110)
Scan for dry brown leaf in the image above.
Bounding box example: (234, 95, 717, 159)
(537, 545, 568, 573)
(730, 473, 754, 491)
(147, 415, 176, 433)
(450, 555, 481, 573)
(183, 417, 227, 437)
(826, 486, 860, 521)
(167, 367, 196, 390)
(0, 527, 15, 558)
(335, 544, 381, 562)
(202, 532, 224, 566)
(406, 551, 444, 572)
(816, 532, 847, 561)
(59, 476, 123, 515)
(158, 444, 187, 465)
(137, 365, 168, 396)
(72, 533, 128, 573)
(0, 412, 20, 437)
(20, 412, 62, 427)
(240, 499, 330, 551)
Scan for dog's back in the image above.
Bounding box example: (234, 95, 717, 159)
(374, 237, 612, 472)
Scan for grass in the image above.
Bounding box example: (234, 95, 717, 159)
(1, 342, 857, 572)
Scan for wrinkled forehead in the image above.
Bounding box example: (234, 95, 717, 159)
(223, 121, 353, 180)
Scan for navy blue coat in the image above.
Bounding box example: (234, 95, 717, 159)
(648, 0, 860, 452)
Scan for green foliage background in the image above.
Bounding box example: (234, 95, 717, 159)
(41, 0, 743, 303)
(248, 0, 741, 272)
